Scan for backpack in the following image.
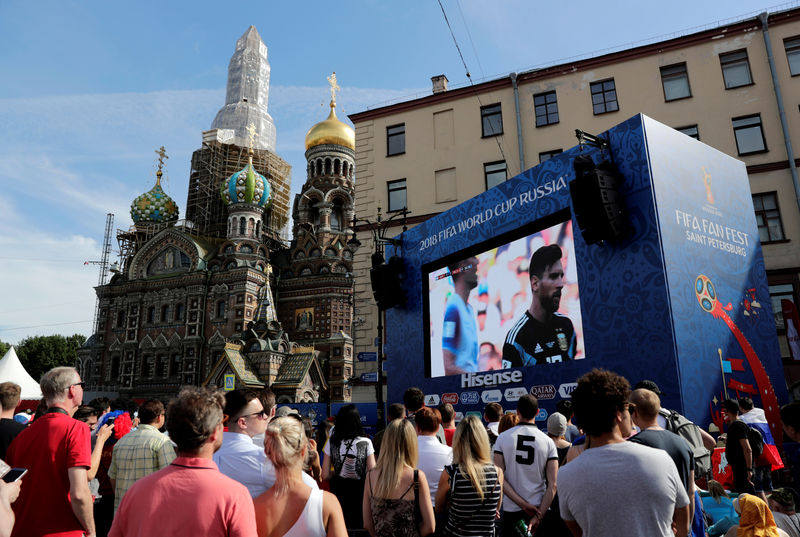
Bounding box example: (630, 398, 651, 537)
(746, 426, 764, 459)
(659, 408, 712, 478)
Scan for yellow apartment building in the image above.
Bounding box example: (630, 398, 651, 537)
(348, 8, 800, 398)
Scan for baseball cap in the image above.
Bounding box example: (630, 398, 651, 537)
(547, 412, 567, 437)
(769, 488, 796, 509)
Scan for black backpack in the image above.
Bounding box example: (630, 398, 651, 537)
(746, 426, 764, 459)
(659, 408, 712, 478)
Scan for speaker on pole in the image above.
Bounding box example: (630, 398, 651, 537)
(570, 154, 629, 245)
(370, 255, 406, 310)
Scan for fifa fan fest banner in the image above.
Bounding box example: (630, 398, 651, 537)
(383, 114, 787, 441)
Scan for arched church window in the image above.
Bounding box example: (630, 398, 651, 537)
(334, 159, 341, 175)
(216, 300, 226, 319)
(239, 217, 246, 235)
(325, 158, 331, 175)
(160, 305, 169, 322)
(316, 160, 322, 176)
(175, 303, 185, 321)
(147, 306, 155, 324)
(255, 221, 261, 236)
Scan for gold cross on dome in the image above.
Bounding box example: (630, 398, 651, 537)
(247, 123, 257, 149)
(155, 146, 168, 172)
(327, 72, 340, 105)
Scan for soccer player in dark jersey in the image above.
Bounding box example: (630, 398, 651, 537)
(502, 244, 575, 367)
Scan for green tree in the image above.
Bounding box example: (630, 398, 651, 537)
(16, 334, 86, 382)
(0, 340, 10, 358)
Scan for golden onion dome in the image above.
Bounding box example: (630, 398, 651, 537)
(305, 103, 355, 151)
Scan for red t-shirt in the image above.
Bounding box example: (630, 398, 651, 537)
(6, 411, 91, 537)
(443, 427, 456, 447)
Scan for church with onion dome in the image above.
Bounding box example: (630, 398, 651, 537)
(77, 27, 356, 404)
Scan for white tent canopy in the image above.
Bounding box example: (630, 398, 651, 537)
(0, 347, 42, 400)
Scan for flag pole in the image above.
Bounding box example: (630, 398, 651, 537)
(718, 348, 728, 399)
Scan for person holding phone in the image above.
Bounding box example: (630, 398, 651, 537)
(5, 367, 94, 537)
(0, 473, 22, 537)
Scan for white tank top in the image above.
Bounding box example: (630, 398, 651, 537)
(284, 488, 325, 537)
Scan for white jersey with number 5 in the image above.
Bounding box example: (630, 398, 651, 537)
(493, 422, 558, 512)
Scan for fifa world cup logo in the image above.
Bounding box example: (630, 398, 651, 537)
(702, 166, 714, 205)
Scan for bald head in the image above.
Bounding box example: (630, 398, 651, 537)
(629, 388, 661, 428)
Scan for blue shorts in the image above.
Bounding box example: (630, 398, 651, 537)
(753, 465, 773, 493)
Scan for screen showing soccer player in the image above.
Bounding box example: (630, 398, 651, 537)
(426, 219, 584, 378)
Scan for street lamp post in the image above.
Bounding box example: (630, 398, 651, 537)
(347, 206, 409, 430)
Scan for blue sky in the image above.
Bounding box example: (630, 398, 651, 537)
(0, 0, 784, 344)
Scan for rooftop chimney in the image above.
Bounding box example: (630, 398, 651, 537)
(431, 74, 448, 94)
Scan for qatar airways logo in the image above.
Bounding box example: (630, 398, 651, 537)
(461, 370, 523, 388)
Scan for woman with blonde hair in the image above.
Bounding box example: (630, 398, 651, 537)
(254, 417, 347, 537)
(435, 415, 503, 537)
(362, 419, 435, 537)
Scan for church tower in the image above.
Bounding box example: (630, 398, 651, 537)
(185, 26, 290, 247)
(278, 73, 356, 402)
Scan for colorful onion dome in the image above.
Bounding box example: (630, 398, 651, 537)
(220, 149, 271, 207)
(305, 102, 355, 151)
(131, 171, 179, 224)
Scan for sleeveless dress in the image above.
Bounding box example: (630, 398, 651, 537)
(283, 488, 326, 537)
(368, 470, 421, 537)
(442, 463, 501, 537)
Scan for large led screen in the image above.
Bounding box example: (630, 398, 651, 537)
(424, 212, 584, 378)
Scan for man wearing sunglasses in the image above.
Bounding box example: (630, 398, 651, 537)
(213, 389, 317, 497)
(6, 367, 95, 537)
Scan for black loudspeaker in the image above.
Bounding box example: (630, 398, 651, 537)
(370, 255, 406, 310)
(570, 155, 628, 245)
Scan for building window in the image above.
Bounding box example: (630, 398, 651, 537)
(720, 50, 753, 89)
(753, 192, 785, 243)
(484, 161, 507, 190)
(590, 79, 618, 115)
(147, 306, 156, 324)
(770, 283, 796, 331)
(539, 149, 563, 163)
(387, 124, 405, 156)
(786, 37, 800, 76)
(732, 114, 767, 155)
(387, 179, 407, 212)
(175, 303, 185, 321)
(534, 91, 559, 127)
(660, 63, 691, 101)
(676, 125, 699, 139)
(480, 103, 503, 137)
(160, 305, 169, 322)
(216, 300, 226, 319)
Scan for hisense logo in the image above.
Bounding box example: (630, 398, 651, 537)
(461, 370, 523, 388)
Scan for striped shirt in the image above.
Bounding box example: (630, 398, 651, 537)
(108, 424, 176, 512)
(442, 463, 501, 537)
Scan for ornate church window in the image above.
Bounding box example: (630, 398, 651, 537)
(146, 247, 191, 276)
